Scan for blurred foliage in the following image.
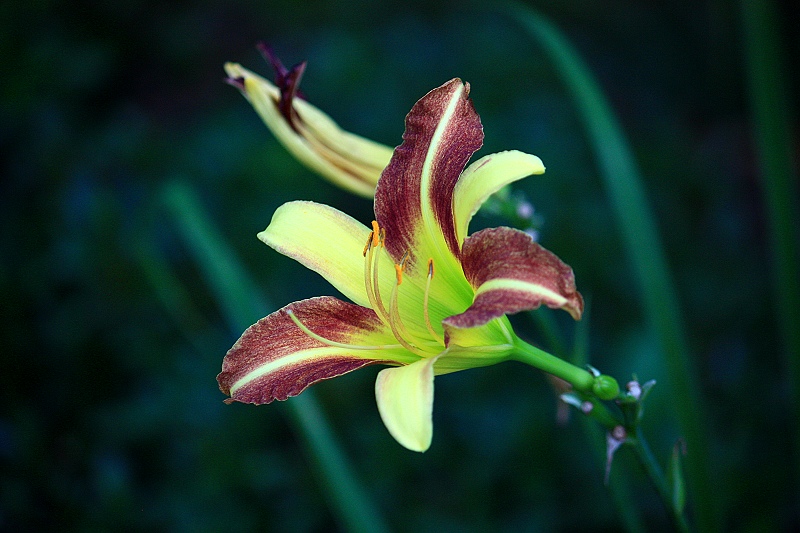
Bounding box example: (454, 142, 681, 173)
(1, 0, 798, 531)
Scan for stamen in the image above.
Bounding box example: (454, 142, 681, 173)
(394, 251, 409, 285)
(370, 239, 391, 322)
(423, 258, 444, 344)
(285, 309, 400, 350)
(362, 222, 383, 257)
(359, 227, 440, 356)
(364, 237, 388, 323)
(388, 281, 427, 356)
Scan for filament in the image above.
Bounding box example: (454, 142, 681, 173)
(388, 280, 427, 356)
(357, 222, 445, 357)
(370, 228, 391, 322)
(286, 309, 400, 350)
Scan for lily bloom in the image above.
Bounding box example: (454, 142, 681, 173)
(219, 78, 599, 452)
(225, 45, 393, 197)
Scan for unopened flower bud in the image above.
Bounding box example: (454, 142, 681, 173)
(581, 401, 594, 414)
(626, 380, 642, 400)
(592, 375, 620, 400)
(611, 425, 627, 441)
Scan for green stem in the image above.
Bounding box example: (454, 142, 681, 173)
(512, 338, 595, 392)
(629, 428, 690, 533)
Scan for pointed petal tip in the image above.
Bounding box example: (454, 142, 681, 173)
(448, 227, 583, 328)
(566, 296, 584, 321)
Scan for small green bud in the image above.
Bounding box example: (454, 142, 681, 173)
(592, 375, 620, 400)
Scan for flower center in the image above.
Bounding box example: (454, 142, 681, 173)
(362, 221, 443, 356)
(286, 221, 445, 357)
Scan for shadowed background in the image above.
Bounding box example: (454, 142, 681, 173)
(2, 0, 798, 530)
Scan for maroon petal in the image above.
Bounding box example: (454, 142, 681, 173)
(443, 227, 584, 329)
(374, 79, 483, 265)
(218, 296, 394, 404)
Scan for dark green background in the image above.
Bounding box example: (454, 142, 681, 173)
(2, 0, 798, 530)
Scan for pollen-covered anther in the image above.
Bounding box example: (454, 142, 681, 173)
(394, 251, 409, 285)
(371, 220, 381, 248)
(394, 264, 404, 285)
(363, 221, 383, 257)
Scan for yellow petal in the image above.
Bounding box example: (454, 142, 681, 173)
(452, 150, 545, 244)
(375, 357, 438, 452)
(259, 201, 392, 308)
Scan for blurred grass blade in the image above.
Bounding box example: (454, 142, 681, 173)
(133, 233, 218, 355)
(161, 181, 388, 533)
(161, 181, 265, 332)
(506, 3, 715, 529)
(740, 0, 800, 484)
(667, 440, 687, 516)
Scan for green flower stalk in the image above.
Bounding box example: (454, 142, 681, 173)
(219, 74, 618, 451)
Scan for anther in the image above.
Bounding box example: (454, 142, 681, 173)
(371, 221, 381, 247)
(394, 251, 409, 285)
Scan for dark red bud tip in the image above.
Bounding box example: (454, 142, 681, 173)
(255, 43, 307, 129)
(225, 76, 246, 91)
(276, 60, 306, 128)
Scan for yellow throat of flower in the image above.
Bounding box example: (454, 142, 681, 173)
(285, 221, 446, 360)
(362, 221, 444, 357)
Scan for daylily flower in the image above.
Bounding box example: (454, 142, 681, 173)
(225, 45, 393, 197)
(219, 78, 605, 452)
